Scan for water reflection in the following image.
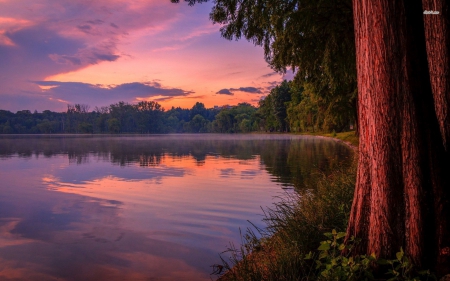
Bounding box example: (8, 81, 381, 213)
(0, 134, 352, 280)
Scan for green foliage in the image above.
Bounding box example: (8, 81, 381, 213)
(312, 232, 376, 281)
(271, 80, 292, 132)
(0, 101, 260, 134)
(212, 103, 258, 133)
(186, 114, 210, 133)
(313, 233, 435, 281)
(107, 118, 121, 133)
(286, 83, 319, 132)
(257, 94, 280, 132)
(255, 79, 355, 134)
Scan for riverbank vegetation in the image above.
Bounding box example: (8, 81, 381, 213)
(216, 160, 435, 281)
(298, 131, 359, 148)
(217, 163, 356, 281)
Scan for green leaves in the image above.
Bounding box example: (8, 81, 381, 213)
(314, 230, 371, 280)
(318, 241, 331, 251)
(313, 231, 435, 281)
(396, 247, 404, 261)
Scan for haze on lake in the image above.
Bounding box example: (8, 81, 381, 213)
(0, 134, 352, 280)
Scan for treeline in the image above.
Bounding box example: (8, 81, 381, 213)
(0, 101, 259, 134)
(259, 80, 356, 133)
(0, 80, 355, 134)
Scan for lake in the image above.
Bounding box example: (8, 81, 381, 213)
(0, 134, 352, 281)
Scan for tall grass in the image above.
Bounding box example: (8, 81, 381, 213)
(217, 164, 356, 281)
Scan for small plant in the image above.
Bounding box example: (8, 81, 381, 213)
(311, 230, 436, 281)
(308, 230, 376, 280)
(377, 247, 435, 281)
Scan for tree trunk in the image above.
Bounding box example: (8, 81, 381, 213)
(347, 0, 450, 276)
(422, 0, 450, 274)
(423, 0, 450, 151)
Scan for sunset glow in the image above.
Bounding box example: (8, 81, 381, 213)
(0, 0, 292, 112)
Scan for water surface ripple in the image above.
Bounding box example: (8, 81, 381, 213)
(0, 134, 352, 280)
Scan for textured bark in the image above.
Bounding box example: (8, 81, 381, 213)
(422, 0, 450, 274)
(423, 0, 450, 150)
(347, 0, 450, 276)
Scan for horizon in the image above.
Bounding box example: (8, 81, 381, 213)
(1, 100, 251, 114)
(0, 0, 294, 113)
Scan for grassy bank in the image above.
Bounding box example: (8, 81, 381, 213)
(296, 131, 359, 148)
(216, 132, 358, 280)
(217, 162, 357, 280)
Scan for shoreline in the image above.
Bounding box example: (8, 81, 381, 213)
(216, 131, 359, 281)
(311, 134, 358, 151)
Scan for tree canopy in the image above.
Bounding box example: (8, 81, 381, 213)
(175, 0, 357, 132)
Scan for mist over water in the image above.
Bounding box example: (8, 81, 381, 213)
(0, 134, 352, 280)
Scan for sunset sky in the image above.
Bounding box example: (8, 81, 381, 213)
(0, 0, 293, 112)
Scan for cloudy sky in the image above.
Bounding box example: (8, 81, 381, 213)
(0, 0, 293, 112)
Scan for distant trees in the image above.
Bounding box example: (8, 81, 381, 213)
(258, 81, 297, 132)
(0, 80, 357, 134)
(212, 103, 258, 133)
(258, 80, 354, 133)
(0, 101, 262, 134)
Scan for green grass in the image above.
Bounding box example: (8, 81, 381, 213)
(324, 131, 359, 147)
(296, 130, 359, 148)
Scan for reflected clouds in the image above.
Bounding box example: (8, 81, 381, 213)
(43, 161, 187, 185)
(0, 135, 354, 280)
(219, 168, 235, 178)
(240, 169, 261, 179)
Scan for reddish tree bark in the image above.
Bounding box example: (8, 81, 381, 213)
(347, 0, 450, 276)
(422, 0, 450, 274)
(423, 0, 450, 150)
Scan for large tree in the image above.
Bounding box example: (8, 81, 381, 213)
(174, 0, 450, 276)
(348, 0, 450, 275)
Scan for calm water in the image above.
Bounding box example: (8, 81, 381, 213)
(0, 134, 352, 281)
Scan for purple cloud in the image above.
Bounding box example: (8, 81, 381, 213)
(86, 20, 105, 25)
(28, 80, 194, 110)
(218, 87, 262, 95)
(232, 87, 262, 94)
(93, 53, 120, 62)
(260, 72, 279, 78)
(0, 1, 184, 101)
(77, 24, 92, 33)
(216, 89, 233, 95)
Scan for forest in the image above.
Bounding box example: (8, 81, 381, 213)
(0, 79, 355, 134)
